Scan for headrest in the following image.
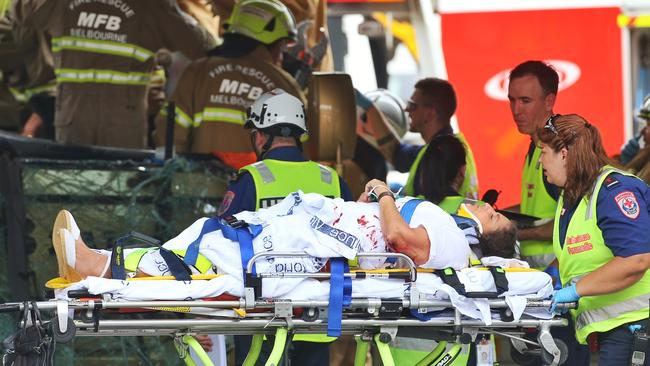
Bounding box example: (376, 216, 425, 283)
(305, 72, 357, 161)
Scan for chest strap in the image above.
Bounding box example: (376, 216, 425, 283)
(438, 267, 509, 298)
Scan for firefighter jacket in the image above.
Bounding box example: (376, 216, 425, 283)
(14, 0, 216, 148)
(161, 44, 304, 169)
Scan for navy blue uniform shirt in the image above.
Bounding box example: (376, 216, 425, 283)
(558, 173, 650, 257)
(218, 146, 353, 217)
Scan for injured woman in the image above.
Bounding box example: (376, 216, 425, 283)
(53, 177, 518, 286)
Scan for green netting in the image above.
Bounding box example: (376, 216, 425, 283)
(0, 156, 233, 364)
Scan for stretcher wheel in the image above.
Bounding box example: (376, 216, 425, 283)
(540, 339, 568, 366)
(50, 317, 76, 344)
(301, 307, 320, 322)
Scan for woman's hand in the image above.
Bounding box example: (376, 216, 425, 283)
(364, 179, 392, 201)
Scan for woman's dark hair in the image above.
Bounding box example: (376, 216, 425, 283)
(478, 222, 518, 258)
(418, 134, 466, 204)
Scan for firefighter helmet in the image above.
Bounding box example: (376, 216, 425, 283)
(224, 0, 297, 45)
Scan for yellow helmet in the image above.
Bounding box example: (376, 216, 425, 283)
(223, 0, 297, 45)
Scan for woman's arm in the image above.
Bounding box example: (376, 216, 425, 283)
(576, 253, 650, 296)
(365, 179, 430, 265)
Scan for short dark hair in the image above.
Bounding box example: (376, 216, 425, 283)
(418, 135, 466, 204)
(509, 61, 559, 96)
(414, 78, 457, 124)
(478, 222, 518, 258)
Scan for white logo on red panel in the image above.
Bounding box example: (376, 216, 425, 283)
(615, 191, 640, 219)
(484, 60, 581, 101)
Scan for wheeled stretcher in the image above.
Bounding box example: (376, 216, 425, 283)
(1, 253, 575, 366)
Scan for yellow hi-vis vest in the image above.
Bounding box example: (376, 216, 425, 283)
(240, 159, 341, 210)
(241, 159, 341, 343)
(520, 145, 557, 269)
(404, 132, 479, 199)
(553, 166, 650, 344)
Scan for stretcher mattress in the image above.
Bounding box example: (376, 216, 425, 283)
(56, 268, 554, 325)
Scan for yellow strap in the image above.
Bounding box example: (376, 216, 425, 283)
(172, 249, 213, 274)
(292, 334, 337, 343)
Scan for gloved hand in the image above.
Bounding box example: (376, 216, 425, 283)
(550, 283, 580, 314)
(543, 265, 562, 290)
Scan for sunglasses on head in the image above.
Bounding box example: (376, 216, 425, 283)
(543, 114, 562, 136)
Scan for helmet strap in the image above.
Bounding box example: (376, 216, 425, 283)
(260, 135, 275, 159)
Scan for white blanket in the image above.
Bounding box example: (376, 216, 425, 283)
(56, 268, 553, 325)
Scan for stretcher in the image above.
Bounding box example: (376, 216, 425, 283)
(1, 252, 575, 366)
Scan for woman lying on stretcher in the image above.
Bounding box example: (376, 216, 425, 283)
(52, 138, 518, 283)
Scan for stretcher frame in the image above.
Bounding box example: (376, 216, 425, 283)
(1, 252, 574, 366)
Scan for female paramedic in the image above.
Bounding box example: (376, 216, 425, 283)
(542, 114, 650, 365)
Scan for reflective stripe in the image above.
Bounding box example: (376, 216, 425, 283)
(55, 68, 150, 85)
(197, 108, 247, 126)
(391, 337, 438, 352)
(23, 81, 57, 99)
(175, 107, 193, 128)
(52, 36, 154, 62)
(252, 161, 275, 184)
(319, 164, 332, 184)
(585, 167, 628, 220)
(576, 293, 650, 330)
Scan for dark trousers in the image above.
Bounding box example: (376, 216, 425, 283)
(235, 335, 330, 366)
(598, 320, 648, 366)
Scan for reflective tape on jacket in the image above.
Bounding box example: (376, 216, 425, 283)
(52, 36, 154, 62)
(193, 107, 247, 127)
(55, 68, 150, 85)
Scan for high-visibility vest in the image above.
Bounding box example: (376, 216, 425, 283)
(520, 145, 557, 269)
(553, 166, 650, 344)
(240, 159, 341, 210)
(404, 132, 479, 199)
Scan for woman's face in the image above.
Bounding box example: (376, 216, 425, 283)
(538, 143, 568, 187)
(465, 203, 510, 235)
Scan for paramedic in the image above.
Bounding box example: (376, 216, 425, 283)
(160, 0, 304, 170)
(218, 89, 350, 366)
(366, 78, 479, 199)
(543, 114, 650, 366)
(13, 0, 215, 149)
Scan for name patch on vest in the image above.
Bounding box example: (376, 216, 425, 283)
(615, 191, 640, 219)
(566, 233, 593, 255)
(309, 216, 361, 251)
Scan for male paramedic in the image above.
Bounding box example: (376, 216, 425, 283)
(218, 89, 352, 366)
(365, 78, 479, 199)
(507, 60, 589, 365)
(159, 0, 305, 170)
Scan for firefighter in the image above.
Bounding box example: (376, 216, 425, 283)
(14, 0, 216, 148)
(218, 89, 352, 366)
(159, 0, 304, 169)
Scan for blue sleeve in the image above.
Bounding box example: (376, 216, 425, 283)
(596, 174, 650, 257)
(339, 179, 354, 201)
(217, 173, 257, 217)
(392, 143, 424, 172)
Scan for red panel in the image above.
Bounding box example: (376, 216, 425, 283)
(441, 8, 623, 207)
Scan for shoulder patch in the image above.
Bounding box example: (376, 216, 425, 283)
(614, 191, 640, 219)
(218, 191, 236, 216)
(603, 175, 621, 190)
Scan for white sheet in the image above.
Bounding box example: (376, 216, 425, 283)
(56, 268, 553, 324)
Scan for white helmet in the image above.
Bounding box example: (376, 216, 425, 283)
(639, 94, 650, 121)
(364, 89, 409, 138)
(245, 89, 307, 137)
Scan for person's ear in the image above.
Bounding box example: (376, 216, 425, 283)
(560, 147, 568, 161)
(544, 93, 556, 112)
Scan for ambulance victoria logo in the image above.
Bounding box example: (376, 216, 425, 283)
(484, 60, 581, 101)
(615, 191, 640, 219)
